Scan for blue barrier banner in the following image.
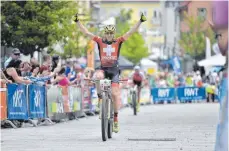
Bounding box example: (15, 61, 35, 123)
(177, 87, 206, 101)
(7, 84, 28, 120)
(29, 85, 46, 118)
(151, 88, 175, 102)
(90, 87, 98, 112)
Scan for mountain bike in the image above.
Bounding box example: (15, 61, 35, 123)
(86, 78, 113, 141)
(87, 78, 126, 141)
(129, 84, 138, 115)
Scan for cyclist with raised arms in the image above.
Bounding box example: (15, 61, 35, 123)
(74, 13, 146, 133)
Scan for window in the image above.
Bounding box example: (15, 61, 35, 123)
(154, 11, 157, 18)
(198, 8, 207, 21)
(153, 9, 161, 19)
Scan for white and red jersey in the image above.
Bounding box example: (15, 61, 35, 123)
(129, 71, 145, 82)
(92, 36, 126, 67)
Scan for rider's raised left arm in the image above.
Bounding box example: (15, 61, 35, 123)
(122, 21, 142, 40)
(122, 13, 146, 40)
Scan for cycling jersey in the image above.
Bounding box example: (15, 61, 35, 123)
(129, 71, 145, 82)
(93, 36, 125, 68)
(129, 71, 145, 87)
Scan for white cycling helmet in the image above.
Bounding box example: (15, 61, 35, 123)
(104, 25, 116, 33)
(134, 66, 140, 70)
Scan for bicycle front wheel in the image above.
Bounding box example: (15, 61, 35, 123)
(108, 98, 114, 139)
(132, 92, 137, 115)
(101, 92, 108, 141)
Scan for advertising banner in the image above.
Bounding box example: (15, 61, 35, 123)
(7, 84, 28, 120)
(177, 87, 206, 101)
(28, 84, 46, 118)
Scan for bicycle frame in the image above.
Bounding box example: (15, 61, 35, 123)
(130, 84, 138, 94)
(99, 79, 113, 119)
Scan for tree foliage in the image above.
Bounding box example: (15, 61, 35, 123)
(1, 1, 86, 57)
(178, 12, 216, 58)
(115, 9, 149, 64)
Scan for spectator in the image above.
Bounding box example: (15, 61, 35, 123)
(177, 73, 185, 87)
(41, 54, 52, 72)
(185, 73, 194, 86)
(194, 71, 203, 87)
(30, 57, 39, 66)
(65, 60, 77, 81)
(76, 64, 86, 86)
(51, 54, 60, 72)
(157, 73, 167, 88)
(52, 67, 75, 86)
(84, 67, 95, 79)
(4, 48, 21, 69)
(65, 60, 71, 77)
(149, 75, 156, 88)
(20, 62, 32, 77)
(33, 66, 60, 86)
(3, 60, 31, 84)
(1, 70, 12, 83)
(166, 73, 175, 87)
(30, 64, 40, 77)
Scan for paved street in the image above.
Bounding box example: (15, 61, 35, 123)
(1, 103, 218, 151)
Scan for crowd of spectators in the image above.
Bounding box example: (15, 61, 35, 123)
(1, 48, 94, 88)
(147, 69, 222, 102)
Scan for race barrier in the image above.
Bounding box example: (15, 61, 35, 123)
(121, 88, 129, 107)
(2, 83, 90, 128)
(150, 86, 220, 103)
(90, 87, 99, 112)
(2, 82, 218, 129)
(1, 83, 18, 128)
(2, 82, 101, 128)
(46, 85, 84, 122)
(151, 88, 176, 104)
(140, 87, 151, 104)
(1, 83, 7, 120)
(177, 87, 206, 102)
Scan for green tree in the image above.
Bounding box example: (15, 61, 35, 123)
(115, 9, 149, 64)
(1, 1, 84, 57)
(178, 12, 216, 59)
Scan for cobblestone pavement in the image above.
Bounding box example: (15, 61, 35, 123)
(1, 103, 219, 151)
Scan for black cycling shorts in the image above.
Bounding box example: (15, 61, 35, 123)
(133, 80, 142, 87)
(101, 67, 120, 83)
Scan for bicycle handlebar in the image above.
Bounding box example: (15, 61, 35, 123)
(84, 78, 128, 82)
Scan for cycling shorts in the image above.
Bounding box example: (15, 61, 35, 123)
(101, 67, 120, 83)
(133, 80, 142, 87)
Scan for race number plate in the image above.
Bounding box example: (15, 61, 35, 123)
(100, 79, 111, 90)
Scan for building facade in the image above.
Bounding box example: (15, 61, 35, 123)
(178, 1, 212, 33)
(161, 1, 180, 59)
(176, 1, 213, 72)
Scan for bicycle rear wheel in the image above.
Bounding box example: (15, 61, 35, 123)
(108, 98, 113, 139)
(132, 92, 137, 115)
(101, 92, 108, 141)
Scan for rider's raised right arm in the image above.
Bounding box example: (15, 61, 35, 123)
(77, 21, 95, 39)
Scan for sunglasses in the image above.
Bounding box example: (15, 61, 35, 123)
(14, 53, 20, 56)
(105, 32, 114, 35)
